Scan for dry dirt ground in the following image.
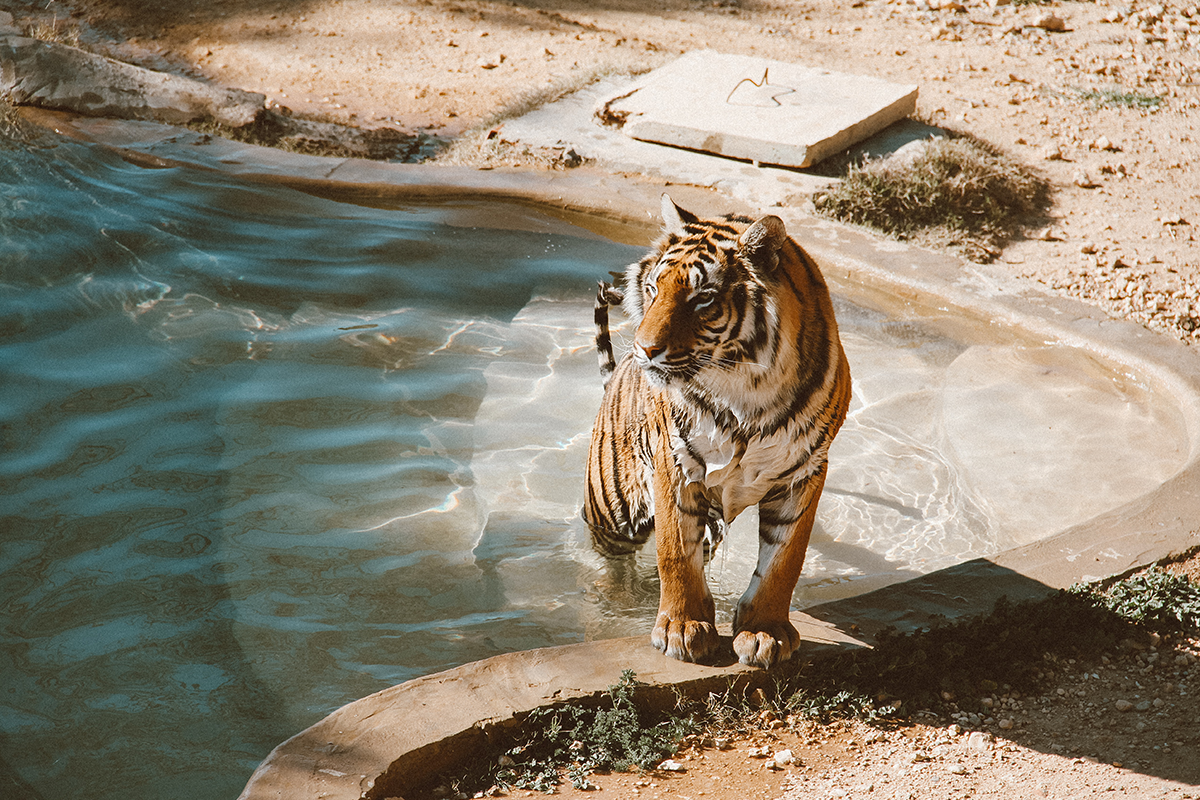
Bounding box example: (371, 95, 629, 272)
(16, 0, 1200, 344)
(7, 1, 1199, 797)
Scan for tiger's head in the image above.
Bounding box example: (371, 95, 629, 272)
(623, 195, 787, 389)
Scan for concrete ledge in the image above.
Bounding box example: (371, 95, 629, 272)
(28, 111, 1199, 800)
(239, 617, 867, 800)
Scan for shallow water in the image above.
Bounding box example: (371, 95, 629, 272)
(0, 138, 1185, 800)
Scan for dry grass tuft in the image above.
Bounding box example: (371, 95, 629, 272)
(28, 18, 82, 48)
(815, 135, 1049, 262)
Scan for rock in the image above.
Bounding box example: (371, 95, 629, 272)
(561, 147, 583, 168)
(747, 745, 771, 758)
(967, 731, 994, 751)
(1029, 11, 1067, 31)
(657, 759, 686, 772)
(0, 32, 265, 127)
(1094, 135, 1121, 151)
(772, 749, 795, 765)
(998, 718, 1015, 730)
(1135, 700, 1152, 712)
(1115, 699, 1135, 712)
(1073, 169, 1098, 188)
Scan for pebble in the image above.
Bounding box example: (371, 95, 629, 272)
(1115, 699, 1135, 712)
(1073, 169, 1098, 188)
(967, 732, 994, 751)
(773, 749, 795, 765)
(658, 759, 686, 772)
(998, 718, 1015, 730)
(1029, 10, 1066, 30)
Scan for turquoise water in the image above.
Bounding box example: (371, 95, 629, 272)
(0, 136, 1184, 800)
(0, 139, 643, 800)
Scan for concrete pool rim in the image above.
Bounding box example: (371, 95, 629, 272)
(24, 109, 1200, 800)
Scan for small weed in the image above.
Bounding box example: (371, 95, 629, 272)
(814, 135, 1049, 262)
(28, 18, 82, 48)
(445, 670, 696, 796)
(1076, 566, 1200, 630)
(786, 689, 884, 724)
(1074, 87, 1162, 111)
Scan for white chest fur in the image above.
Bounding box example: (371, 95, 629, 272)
(671, 405, 825, 525)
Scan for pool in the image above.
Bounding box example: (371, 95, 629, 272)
(0, 134, 1186, 800)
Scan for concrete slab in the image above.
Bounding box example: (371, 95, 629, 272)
(597, 51, 918, 168)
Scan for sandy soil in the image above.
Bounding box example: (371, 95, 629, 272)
(8, 1, 1199, 797)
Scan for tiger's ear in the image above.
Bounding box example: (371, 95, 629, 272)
(737, 215, 787, 272)
(660, 194, 699, 236)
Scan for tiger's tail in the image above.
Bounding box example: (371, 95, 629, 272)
(594, 281, 624, 386)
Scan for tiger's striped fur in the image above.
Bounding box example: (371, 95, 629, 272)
(583, 196, 852, 668)
(594, 281, 625, 387)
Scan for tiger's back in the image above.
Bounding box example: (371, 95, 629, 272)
(583, 196, 850, 668)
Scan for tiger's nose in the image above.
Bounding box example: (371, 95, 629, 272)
(636, 341, 666, 362)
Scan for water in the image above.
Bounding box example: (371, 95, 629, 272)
(0, 137, 1185, 800)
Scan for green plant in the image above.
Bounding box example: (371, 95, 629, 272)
(1079, 567, 1200, 630)
(1074, 87, 1162, 111)
(488, 670, 696, 793)
(786, 689, 884, 723)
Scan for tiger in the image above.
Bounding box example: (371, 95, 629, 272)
(583, 195, 852, 668)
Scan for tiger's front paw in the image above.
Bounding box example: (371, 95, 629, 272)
(651, 612, 719, 663)
(732, 620, 801, 668)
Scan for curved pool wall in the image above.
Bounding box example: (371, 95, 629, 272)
(9, 111, 1200, 800)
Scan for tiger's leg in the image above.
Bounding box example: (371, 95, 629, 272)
(732, 465, 828, 668)
(650, 447, 719, 663)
